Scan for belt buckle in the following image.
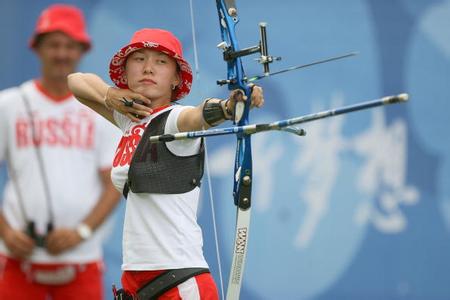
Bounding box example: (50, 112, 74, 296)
(32, 265, 77, 285)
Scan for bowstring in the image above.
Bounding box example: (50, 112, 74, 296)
(189, 1, 225, 299)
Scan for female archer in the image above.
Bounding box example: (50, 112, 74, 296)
(68, 28, 263, 299)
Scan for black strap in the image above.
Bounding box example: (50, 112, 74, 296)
(20, 89, 55, 224)
(137, 268, 209, 300)
(123, 181, 130, 199)
(113, 288, 134, 300)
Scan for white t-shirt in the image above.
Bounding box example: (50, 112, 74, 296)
(0, 80, 120, 263)
(111, 105, 208, 270)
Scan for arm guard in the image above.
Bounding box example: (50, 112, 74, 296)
(202, 98, 232, 126)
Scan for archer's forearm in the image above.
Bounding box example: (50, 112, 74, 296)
(68, 73, 110, 106)
(178, 98, 231, 132)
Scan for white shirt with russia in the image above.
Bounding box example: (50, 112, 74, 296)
(0, 80, 120, 263)
(111, 105, 208, 271)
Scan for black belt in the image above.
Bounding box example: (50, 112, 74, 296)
(137, 268, 210, 300)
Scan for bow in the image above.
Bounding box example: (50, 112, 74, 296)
(215, 1, 254, 299)
(159, 1, 409, 299)
(214, 2, 362, 298)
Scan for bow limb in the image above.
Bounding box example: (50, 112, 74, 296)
(216, 1, 253, 299)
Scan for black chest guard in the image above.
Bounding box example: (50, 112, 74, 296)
(123, 110, 204, 198)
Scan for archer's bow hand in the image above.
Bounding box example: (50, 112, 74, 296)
(249, 84, 264, 108)
(226, 84, 265, 122)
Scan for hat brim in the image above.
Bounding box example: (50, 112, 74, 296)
(29, 28, 91, 50)
(109, 41, 192, 101)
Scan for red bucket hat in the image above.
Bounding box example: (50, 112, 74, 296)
(109, 28, 193, 101)
(29, 4, 91, 50)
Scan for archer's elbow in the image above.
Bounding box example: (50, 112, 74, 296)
(67, 72, 83, 92)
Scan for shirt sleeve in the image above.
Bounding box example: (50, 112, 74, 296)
(113, 110, 133, 134)
(0, 100, 7, 163)
(0, 88, 17, 162)
(165, 105, 201, 157)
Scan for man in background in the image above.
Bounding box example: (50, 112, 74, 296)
(0, 4, 121, 299)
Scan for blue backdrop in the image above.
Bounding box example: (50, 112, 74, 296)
(1, 0, 450, 299)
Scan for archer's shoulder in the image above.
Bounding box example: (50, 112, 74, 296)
(169, 104, 195, 113)
(167, 104, 195, 119)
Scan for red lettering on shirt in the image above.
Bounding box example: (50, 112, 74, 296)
(113, 123, 147, 167)
(46, 119, 58, 145)
(14, 110, 95, 149)
(61, 115, 72, 147)
(32, 118, 44, 146)
(16, 118, 29, 147)
(83, 114, 94, 149)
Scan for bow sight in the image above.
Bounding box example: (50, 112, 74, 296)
(216, 10, 357, 86)
(216, 22, 280, 86)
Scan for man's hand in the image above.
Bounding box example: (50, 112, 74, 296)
(3, 228, 35, 259)
(105, 87, 153, 122)
(45, 228, 83, 255)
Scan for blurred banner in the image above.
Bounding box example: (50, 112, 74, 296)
(1, 0, 449, 299)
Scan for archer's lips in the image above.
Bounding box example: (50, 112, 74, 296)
(139, 79, 157, 85)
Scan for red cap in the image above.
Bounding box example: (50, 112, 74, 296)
(29, 4, 91, 50)
(109, 28, 193, 101)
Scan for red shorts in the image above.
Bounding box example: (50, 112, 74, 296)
(0, 255, 103, 300)
(122, 269, 219, 299)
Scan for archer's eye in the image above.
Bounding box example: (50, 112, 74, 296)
(129, 52, 145, 61)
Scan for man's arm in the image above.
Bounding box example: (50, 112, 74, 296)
(0, 94, 36, 259)
(78, 168, 121, 232)
(45, 168, 121, 255)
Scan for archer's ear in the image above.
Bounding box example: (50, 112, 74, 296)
(173, 72, 181, 87)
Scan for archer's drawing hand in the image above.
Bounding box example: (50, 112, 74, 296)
(105, 87, 153, 122)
